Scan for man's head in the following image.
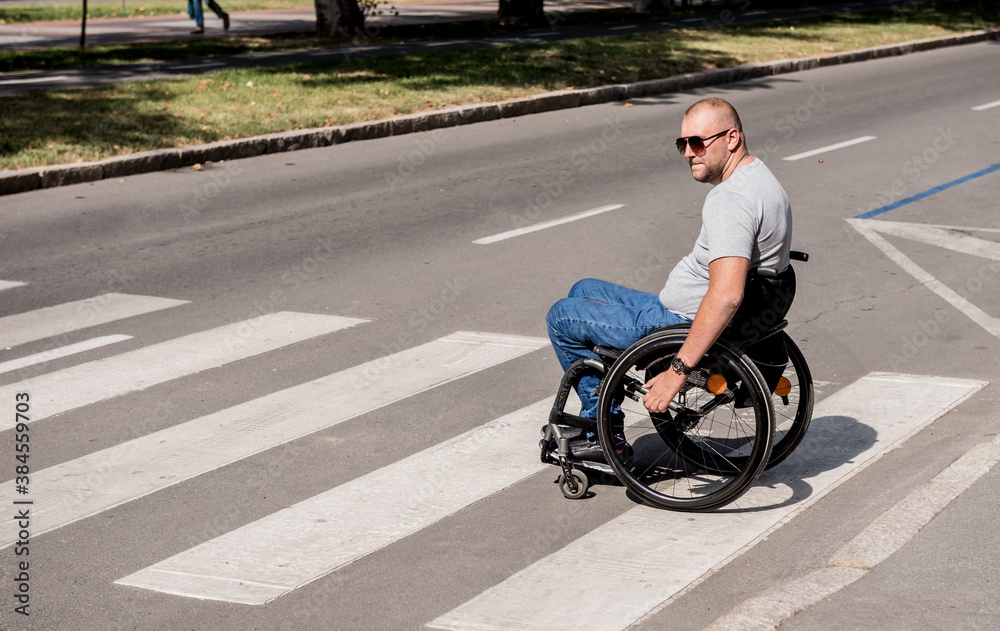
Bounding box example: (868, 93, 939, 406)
(678, 98, 748, 185)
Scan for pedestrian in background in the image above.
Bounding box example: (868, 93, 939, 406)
(188, 0, 230, 34)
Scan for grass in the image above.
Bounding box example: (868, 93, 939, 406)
(1, 3, 997, 170)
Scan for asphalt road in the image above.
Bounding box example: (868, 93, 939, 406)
(1, 39, 999, 631)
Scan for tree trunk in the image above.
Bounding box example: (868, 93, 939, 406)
(498, 0, 549, 27)
(314, 0, 364, 38)
(79, 0, 87, 57)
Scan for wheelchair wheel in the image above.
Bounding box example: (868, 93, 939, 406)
(677, 332, 815, 473)
(765, 333, 814, 469)
(596, 329, 774, 512)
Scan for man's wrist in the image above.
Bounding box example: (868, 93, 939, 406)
(671, 356, 694, 375)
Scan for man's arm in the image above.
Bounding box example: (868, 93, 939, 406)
(642, 256, 749, 413)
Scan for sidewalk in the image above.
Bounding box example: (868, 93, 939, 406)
(0, 0, 632, 51)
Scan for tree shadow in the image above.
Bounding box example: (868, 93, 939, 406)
(0, 83, 213, 166)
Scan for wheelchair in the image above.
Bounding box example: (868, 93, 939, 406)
(540, 251, 813, 512)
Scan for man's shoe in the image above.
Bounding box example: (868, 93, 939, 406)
(222, 14, 230, 30)
(190, 26, 205, 33)
(569, 435, 633, 467)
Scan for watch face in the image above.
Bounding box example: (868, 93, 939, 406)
(671, 357, 687, 374)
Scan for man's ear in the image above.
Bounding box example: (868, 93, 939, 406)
(727, 129, 742, 152)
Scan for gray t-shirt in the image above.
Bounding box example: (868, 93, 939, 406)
(659, 158, 792, 319)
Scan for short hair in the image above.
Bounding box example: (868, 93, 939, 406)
(684, 98, 743, 132)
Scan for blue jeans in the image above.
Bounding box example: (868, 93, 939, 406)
(193, 0, 227, 27)
(546, 279, 690, 419)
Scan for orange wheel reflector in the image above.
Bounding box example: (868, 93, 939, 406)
(774, 377, 792, 397)
(706, 374, 728, 395)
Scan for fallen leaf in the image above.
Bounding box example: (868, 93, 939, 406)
(193, 163, 203, 171)
(624, 103, 634, 107)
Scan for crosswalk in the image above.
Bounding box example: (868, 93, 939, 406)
(0, 282, 990, 629)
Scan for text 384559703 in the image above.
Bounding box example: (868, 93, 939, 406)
(13, 392, 31, 617)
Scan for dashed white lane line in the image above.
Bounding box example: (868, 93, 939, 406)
(1, 311, 366, 423)
(972, 99, 1000, 111)
(782, 136, 877, 161)
(429, 373, 986, 631)
(473, 204, 624, 244)
(0, 293, 187, 350)
(0, 331, 546, 551)
(705, 434, 1000, 631)
(115, 399, 554, 604)
(0, 335, 132, 374)
(0, 280, 26, 292)
(609, 25, 637, 30)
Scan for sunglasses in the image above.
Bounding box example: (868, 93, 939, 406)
(675, 129, 732, 155)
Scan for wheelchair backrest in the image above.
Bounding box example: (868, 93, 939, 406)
(729, 264, 796, 346)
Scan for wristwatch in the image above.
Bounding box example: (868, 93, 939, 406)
(671, 356, 693, 375)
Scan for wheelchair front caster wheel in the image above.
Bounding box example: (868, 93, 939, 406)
(558, 469, 589, 499)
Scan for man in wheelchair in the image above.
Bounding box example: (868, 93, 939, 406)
(546, 97, 793, 463)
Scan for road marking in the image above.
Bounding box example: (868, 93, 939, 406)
(0, 334, 131, 374)
(854, 162, 1000, 219)
(0, 293, 187, 350)
(429, 373, 985, 631)
(115, 398, 553, 604)
(0, 280, 26, 292)
(609, 25, 637, 30)
(702, 567, 868, 631)
(0, 331, 546, 551)
(847, 219, 1000, 339)
(425, 39, 470, 46)
(0, 75, 71, 85)
(972, 99, 1000, 111)
(473, 204, 624, 245)
(706, 434, 1000, 631)
(782, 136, 876, 161)
(850, 219, 1000, 261)
(0, 311, 366, 423)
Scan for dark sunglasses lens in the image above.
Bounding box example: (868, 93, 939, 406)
(676, 137, 705, 154)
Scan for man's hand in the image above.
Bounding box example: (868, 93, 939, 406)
(643, 369, 688, 414)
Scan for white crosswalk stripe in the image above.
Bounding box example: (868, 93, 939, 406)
(427, 373, 985, 631)
(0, 334, 132, 375)
(0, 293, 187, 349)
(115, 399, 553, 604)
(1, 311, 366, 423)
(0, 331, 546, 550)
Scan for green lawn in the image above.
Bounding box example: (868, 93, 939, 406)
(1, 4, 997, 170)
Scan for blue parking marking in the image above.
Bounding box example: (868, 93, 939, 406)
(854, 162, 1000, 220)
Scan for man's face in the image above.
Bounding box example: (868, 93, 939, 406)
(679, 111, 732, 184)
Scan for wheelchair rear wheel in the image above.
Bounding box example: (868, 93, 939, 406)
(672, 332, 814, 474)
(596, 329, 775, 511)
(766, 333, 814, 469)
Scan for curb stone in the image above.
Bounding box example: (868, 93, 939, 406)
(2, 28, 997, 197)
